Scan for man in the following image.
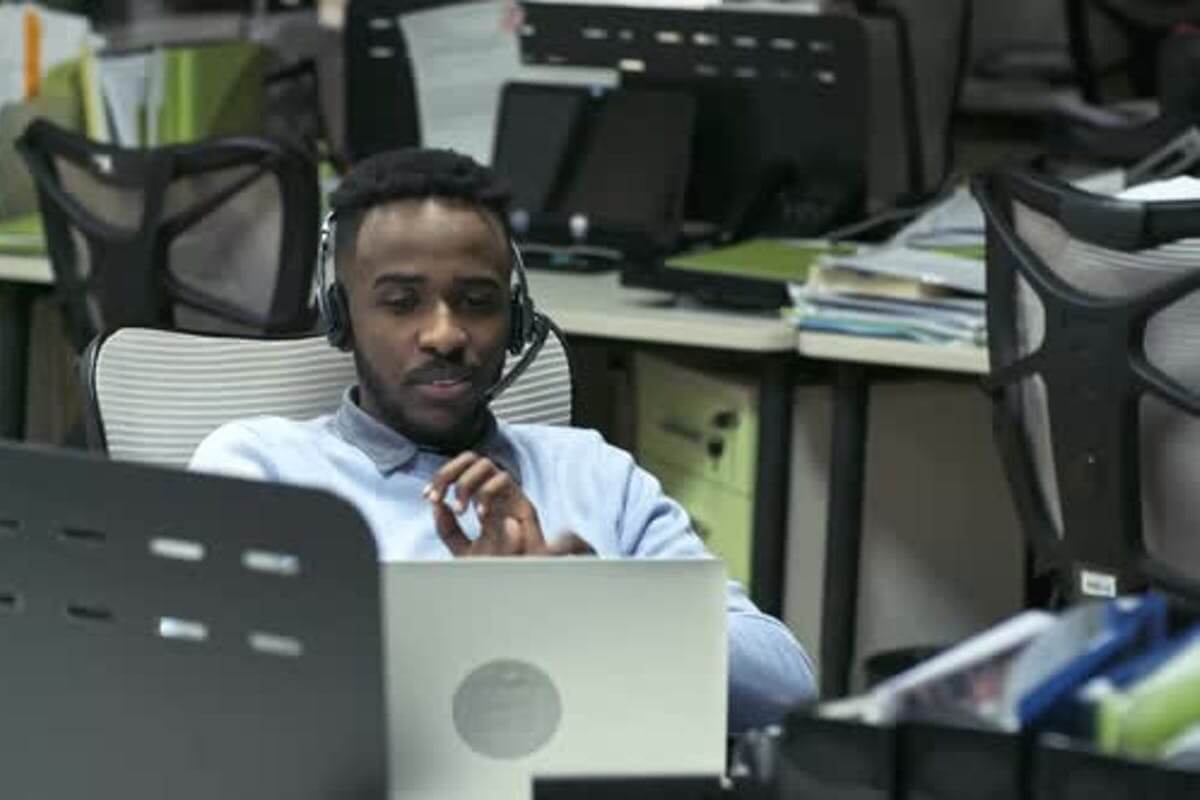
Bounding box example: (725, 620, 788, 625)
(190, 148, 816, 731)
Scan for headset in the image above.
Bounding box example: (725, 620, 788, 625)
(314, 210, 551, 402)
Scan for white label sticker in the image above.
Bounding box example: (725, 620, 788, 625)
(1080, 570, 1118, 598)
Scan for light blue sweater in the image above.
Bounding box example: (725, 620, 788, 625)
(189, 390, 816, 731)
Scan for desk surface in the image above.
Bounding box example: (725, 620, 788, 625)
(529, 270, 798, 353)
(532, 271, 990, 372)
(796, 331, 990, 375)
(0, 253, 53, 286)
(2, 254, 989, 372)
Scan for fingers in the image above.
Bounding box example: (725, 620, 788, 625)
(450, 459, 506, 514)
(425, 452, 518, 517)
(544, 533, 596, 557)
(505, 517, 530, 554)
(468, 513, 540, 557)
(474, 471, 520, 520)
(433, 499, 471, 557)
(472, 512, 521, 556)
(424, 451, 482, 505)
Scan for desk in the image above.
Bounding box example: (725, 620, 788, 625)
(798, 331, 989, 698)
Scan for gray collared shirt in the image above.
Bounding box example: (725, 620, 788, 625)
(190, 388, 817, 730)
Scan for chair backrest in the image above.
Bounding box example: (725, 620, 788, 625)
(0, 439, 387, 799)
(16, 118, 319, 352)
(83, 324, 574, 468)
(974, 166, 1200, 602)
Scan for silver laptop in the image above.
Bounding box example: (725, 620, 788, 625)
(381, 558, 728, 800)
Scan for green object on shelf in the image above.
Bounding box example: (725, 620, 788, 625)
(927, 244, 986, 262)
(665, 238, 856, 283)
(0, 213, 46, 256)
(158, 42, 265, 145)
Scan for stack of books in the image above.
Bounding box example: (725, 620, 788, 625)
(787, 187, 987, 346)
(787, 245, 986, 346)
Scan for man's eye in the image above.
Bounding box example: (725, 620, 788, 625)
(462, 292, 500, 311)
(382, 293, 419, 311)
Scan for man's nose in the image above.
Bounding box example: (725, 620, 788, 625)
(418, 303, 468, 355)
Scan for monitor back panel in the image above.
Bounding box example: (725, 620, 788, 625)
(0, 443, 388, 800)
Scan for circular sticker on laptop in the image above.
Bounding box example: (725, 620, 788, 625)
(453, 659, 562, 759)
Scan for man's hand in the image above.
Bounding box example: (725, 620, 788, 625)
(423, 451, 594, 557)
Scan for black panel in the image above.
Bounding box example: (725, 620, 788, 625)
(0, 441, 387, 800)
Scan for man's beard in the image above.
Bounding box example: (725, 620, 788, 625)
(353, 350, 497, 452)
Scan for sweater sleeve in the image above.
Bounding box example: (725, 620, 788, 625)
(604, 435, 818, 731)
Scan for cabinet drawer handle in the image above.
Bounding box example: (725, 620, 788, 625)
(658, 419, 703, 444)
(712, 410, 739, 430)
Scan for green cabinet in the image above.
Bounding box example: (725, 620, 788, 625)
(634, 353, 758, 586)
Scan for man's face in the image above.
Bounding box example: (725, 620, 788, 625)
(345, 198, 510, 450)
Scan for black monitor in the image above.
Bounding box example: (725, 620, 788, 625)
(515, 4, 870, 303)
(492, 82, 696, 268)
(0, 442, 387, 799)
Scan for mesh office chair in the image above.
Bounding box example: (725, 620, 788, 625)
(16, 119, 319, 352)
(973, 166, 1200, 603)
(81, 326, 575, 468)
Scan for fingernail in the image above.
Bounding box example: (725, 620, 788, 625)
(452, 499, 465, 514)
(422, 483, 432, 496)
(477, 504, 488, 518)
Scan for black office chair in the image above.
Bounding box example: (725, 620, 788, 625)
(264, 58, 341, 169)
(16, 118, 319, 352)
(1056, 22, 1200, 163)
(857, 0, 974, 204)
(973, 165, 1200, 604)
(1067, 0, 1200, 102)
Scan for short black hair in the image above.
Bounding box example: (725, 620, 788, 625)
(330, 148, 512, 279)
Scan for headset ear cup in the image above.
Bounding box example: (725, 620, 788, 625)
(324, 283, 353, 351)
(508, 294, 526, 356)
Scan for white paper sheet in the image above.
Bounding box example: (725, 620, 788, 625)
(400, 0, 615, 164)
(98, 52, 150, 147)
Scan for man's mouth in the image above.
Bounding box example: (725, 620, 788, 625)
(409, 367, 476, 402)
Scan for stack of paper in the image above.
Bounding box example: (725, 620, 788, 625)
(785, 185, 989, 345)
(890, 185, 986, 257)
(787, 245, 986, 345)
